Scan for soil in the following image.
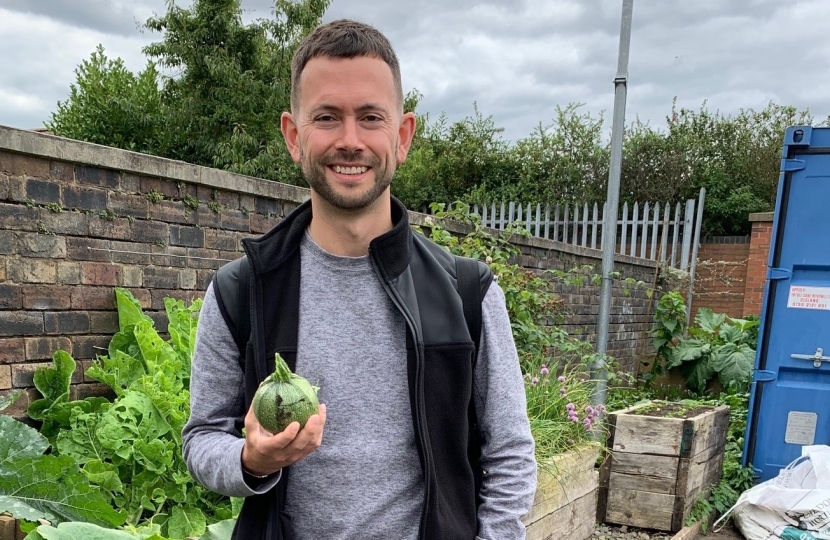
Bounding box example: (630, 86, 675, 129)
(701, 521, 745, 539)
(630, 401, 714, 419)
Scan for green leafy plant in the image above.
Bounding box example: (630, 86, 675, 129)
(20, 289, 236, 539)
(650, 295, 758, 393)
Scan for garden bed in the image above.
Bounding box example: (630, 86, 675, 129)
(523, 446, 600, 540)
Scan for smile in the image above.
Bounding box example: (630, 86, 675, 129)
(331, 165, 369, 175)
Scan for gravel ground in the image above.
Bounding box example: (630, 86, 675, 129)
(593, 521, 746, 539)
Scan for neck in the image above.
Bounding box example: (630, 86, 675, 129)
(308, 194, 394, 257)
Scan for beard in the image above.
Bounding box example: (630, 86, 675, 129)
(300, 145, 396, 211)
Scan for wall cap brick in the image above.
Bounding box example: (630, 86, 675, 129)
(749, 212, 774, 222)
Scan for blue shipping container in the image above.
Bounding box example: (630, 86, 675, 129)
(744, 126, 830, 481)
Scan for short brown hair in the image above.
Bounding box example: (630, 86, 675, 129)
(290, 19, 403, 114)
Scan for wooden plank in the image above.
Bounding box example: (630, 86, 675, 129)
(543, 205, 550, 240)
(650, 203, 660, 260)
(572, 204, 580, 244)
(660, 203, 670, 264)
(609, 452, 679, 494)
(534, 203, 542, 237)
(0, 516, 18, 540)
(525, 487, 597, 540)
(680, 199, 695, 269)
(553, 204, 560, 242)
(684, 406, 730, 458)
(591, 203, 599, 249)
(612, 414, 685, 456)
(606, 487, 675, 531)
(630, 202, 639, 257)
(620, 202, 629, 254)
(671, 202, 681, 267)
(581, 203, 589, 246)
(524, 448, 599, 526)
(640, 202, 650, 259)
(563, 204, 570, 244)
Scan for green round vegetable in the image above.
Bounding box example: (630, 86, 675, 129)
(253, 353, 320, 434)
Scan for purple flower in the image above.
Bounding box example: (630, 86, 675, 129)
(585, 406, 595, 415)
(559, 387, 567, 396)
(531, 377, 539, 386)
(566, 403, 575, 411)
(541, 366, 549, 376)
(597, 404, 607, 413)
(557, 375, 566, 383)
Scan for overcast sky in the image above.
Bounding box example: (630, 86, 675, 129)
(1, 0, 828, 143)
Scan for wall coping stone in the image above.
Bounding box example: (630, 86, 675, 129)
(749, 212, 774, 222)
(0, 124, 656, 270)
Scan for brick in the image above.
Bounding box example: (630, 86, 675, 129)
(250, 213, 279, 234)
(186, 248, 224, 270)
(72, 335, 113, 359)
(0, 366, 9, 390)
(140, 176, 179, 199)
(130, 220, 169, 244)
(57, 262, 81, 284)
(0, 312, 43, 336)
(149, 200, 191, 224)
(197, 269, 214, 290)
(179, 268, 197, 290)
(109, 192, 148, 218)
(205, 229, 239, 251)
(0, 284, 21, 309)
(69, 382, 115, 401)
(214, 189, 239, 210)
(25, 178, 60, 204)
(256, 197, 281, 216)
(195, 206, 221, 228)
(108, 241, 151, 265)
(128, 288, 152, 308)
(66, 236, 111, 262)
(120, 174, 141, 193)
(50, 161, 74, 182)
(151, 245, 188, 268)
(8, 258, 56, 284)
(151, 288, 187, 310)
(148, 311, 168, 330)
(221, 209, 251, 232)
(39, 209, 89, 235)
(21, 285, 72, 310)
(24, 336, 72, 360)
(143, 267, 179, 289)
(71, 287, 117, 310)
(89, 216, 132, 241)
(18, 233, 66, 258)
(170, 225, 204, 248)
(122, 265, 143, 287)
(0, 203, 39, 230)
(0, 173, 8, 200)
(9, 175, 28, 202)
(44, 311, 90, 334)
(89, 312, 119, 334)
(63, 186, 107, 211)
(0, 338, 24, 363)
(75, 165, 119, 188)
(0, 151, 50, 178)
(80, 262, 122, 287)
(13, 362, 83, 388)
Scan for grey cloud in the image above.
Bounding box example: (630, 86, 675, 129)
(0, 0, 156, 35)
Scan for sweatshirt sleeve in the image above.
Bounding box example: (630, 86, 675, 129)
(181, 283, 280, 497)
(474, 281, 537, 539)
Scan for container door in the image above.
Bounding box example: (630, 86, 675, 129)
(744, 126, 830, 482)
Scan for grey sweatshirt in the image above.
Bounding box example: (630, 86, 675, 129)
(182, 233, 537, 539)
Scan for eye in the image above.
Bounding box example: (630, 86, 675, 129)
(315, 114, 337, 123)
(363, 114, 384, 123)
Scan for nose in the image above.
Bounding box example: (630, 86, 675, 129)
(335, 117, 365, 153)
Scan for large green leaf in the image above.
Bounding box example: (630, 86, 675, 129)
(681, 357, 716, 394)
(167, 505, 206, 539)
(0, 454, 125, 527)
(28, 351, 75, 419)
(25, 521, 161, 540)
(82, 460, 124, 494)
(695, 308, 726, 335)
(96, 393, 171, 463)
(115, 288, 152, 333)
(718, 323, 744, 345)
(0, 414, 48, 467)
(712, 343, 755, 387)
(666, 338, 709, 368)
(86, 350, 148, 395)
(198, 519, 235, 540)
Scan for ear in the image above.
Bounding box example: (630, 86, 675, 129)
(396, 112, 417, 165)
(281, 111, 302, 163)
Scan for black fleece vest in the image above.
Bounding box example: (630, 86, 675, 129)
(212, 198, 493, 540)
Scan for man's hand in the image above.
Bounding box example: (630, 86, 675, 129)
(241, 403, 327, 477)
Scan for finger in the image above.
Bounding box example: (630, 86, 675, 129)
(260, 422, 301, 449)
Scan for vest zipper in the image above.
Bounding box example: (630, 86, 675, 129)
(368, 248, 431, 540)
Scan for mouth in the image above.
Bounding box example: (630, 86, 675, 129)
(330, 164, 370, 176)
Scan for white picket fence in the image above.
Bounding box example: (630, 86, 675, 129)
(429, 189, 706, 270)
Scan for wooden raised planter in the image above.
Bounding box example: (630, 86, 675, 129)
(0, 515, 24, 540)
(597, 401, 729, 533)
(523, 446, 600, 540)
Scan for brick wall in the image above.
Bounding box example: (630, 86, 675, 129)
(0, 125, 656, 416)
(691, 236, 750, 320)
(743, 213, 774, 317)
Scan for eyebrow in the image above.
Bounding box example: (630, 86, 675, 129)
(309, 103, 392, 116)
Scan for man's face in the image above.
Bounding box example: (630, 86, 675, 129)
(281, 56, 415, 212)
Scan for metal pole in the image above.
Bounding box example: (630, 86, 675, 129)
(592, 0, 634, 410)
(685, 188, 707, 325)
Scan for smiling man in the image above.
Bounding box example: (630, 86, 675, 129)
(182, 19, 537, 540)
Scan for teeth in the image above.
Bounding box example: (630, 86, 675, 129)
(333, 165, 367, 175)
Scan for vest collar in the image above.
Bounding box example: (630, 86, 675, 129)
(242, 196, 412, 280)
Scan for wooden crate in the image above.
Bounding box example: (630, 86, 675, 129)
(523, 446, 599, 540)
(0, 515, 25, 540)
(597, 401, 730, 532)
